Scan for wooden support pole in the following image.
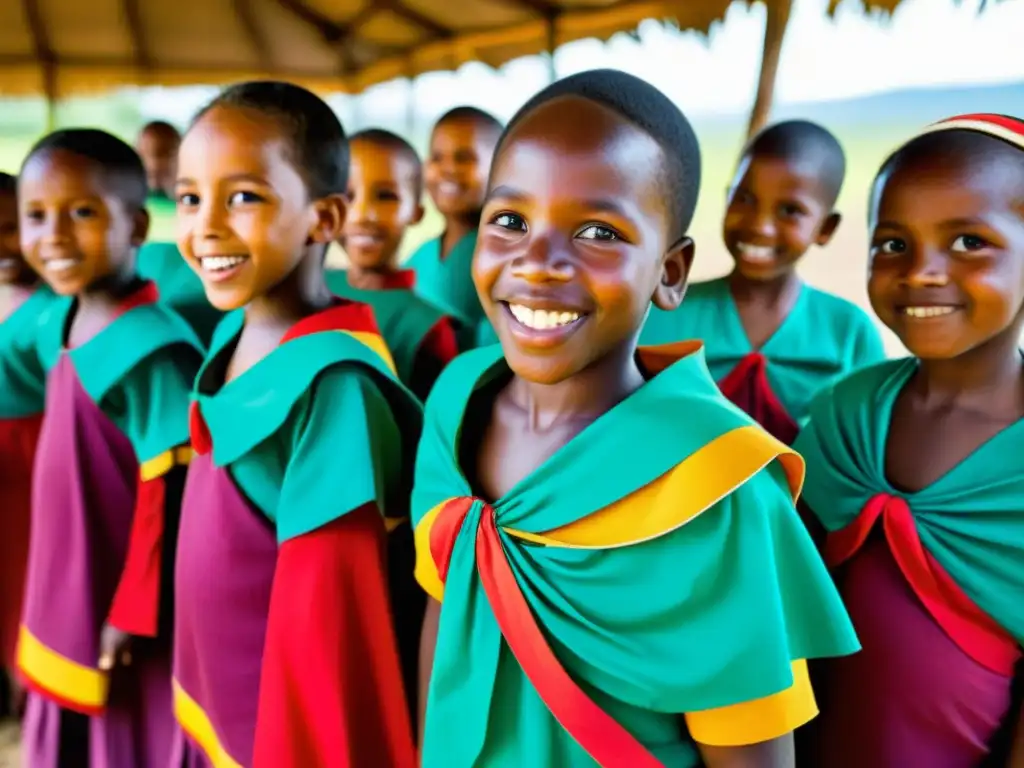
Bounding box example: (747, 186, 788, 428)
(746, 0, 793, 140)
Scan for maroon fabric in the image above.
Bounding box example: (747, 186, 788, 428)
(18, 355, 175, 767)
(717, 352, 799, 445)
(174, 452, 277, 766)
(0, 414, 40, 667)
(810, 536, 1014, 767)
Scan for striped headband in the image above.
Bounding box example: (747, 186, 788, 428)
(913, 113, 1024, 150)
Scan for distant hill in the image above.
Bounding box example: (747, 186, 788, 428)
(698, 80, 1024, 131)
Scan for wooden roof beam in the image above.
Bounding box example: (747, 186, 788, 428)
(123, 0, 153, 70)
(747, 0, 793, 139)
(390, 1, 453, 39)
(231, 0, 273, 69)
(274, 0, 345, 42)
(496, 0, 560, 18)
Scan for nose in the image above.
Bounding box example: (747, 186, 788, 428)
(196, 199, 229, 241)
(42, 209, 72, 243)
(746, 206, 776, 239)
(509, 230, 573, 284)
(902, 243, 949, 287)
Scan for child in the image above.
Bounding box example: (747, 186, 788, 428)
(5, 130, 203, 767)
(641, 120, 885, 444)
(172, 81, 420, 767)
(329, 128, 459, 400)
(794, 114, 1024, 768)
(412, 69, 859, 768)
(135, 121, 181, 242)
(0, 171, 47, 715)
(134, 122, 222, 345)
(405, 106, 502, 346)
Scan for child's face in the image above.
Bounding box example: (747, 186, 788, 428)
(175, 105, 342, 311)
(474, 96, 689, 385)
(425, 118, 497, 219)
(137, 127, 180, 197)
(18, 150, 146, 296)
(723, 152, 839, 281)
(341, 139, 423, 271)
(0, 190, 32, 286)
(868, 149, 1024, 360)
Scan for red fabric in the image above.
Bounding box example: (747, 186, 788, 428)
(419, 319, 459, 369)
(188, 402, 212, 456)
(107, 475, 166, 637)
(113, 280, 160, 317)
(253, 504, 416, 768)
(379, 270, 416, 291)
(0, 415, 41, 667)
(280, 299, 382, 344)
(825, 493, 1020, 675)
(718, 352, 799, 445)
(430, 497, 663, 768)
(937, 113, 1024, 137)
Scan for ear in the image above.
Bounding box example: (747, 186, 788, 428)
(131, 207, 150, 247)
(307, 194, 347, 245)
(411, 202, 426, 226)
(652, 236, 695, 312)
(815, 211, 841, 246)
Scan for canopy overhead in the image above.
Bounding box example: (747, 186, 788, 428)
(1, 0, 747, 99)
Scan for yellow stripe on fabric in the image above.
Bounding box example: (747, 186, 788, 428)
(173, 680, 244, 768)
(16, 625, 108, 711)
(414, 426, 803, 600)
(139, 445, 194, 482)
(414, 502, 447, 602)
(340, 330, 397, 374)
(507, 425, 803, 549)
(684, 660, 817, 747)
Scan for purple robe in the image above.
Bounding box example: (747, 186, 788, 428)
(19, 355, 173, 768)
(173, 452, 276, 766)
(811, 535, 1014, 767)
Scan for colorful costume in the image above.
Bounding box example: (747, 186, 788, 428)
(641, 278, 884, 444)
(325, 269, 458, 399)
(413, 342, 859, 767)
(794, 359, 1024, 767)
(405, 233, 482, 349)
(136, 242, 222, 345)
(174, 301, 421, 767)
(1, 281, 202, 768)
(0, 287, 53, 671)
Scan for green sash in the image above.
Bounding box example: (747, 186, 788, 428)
(0, 287, 57, 418)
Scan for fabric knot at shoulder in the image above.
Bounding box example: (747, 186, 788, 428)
(429, 495, 667, 768)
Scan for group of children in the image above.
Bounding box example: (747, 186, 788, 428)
(0, 64, 1020, 768)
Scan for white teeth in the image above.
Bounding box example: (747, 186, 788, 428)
(201, 255, 247, 272)
(437, 182, 461, 196)
(45, 258, 79, 273)
(508, 304, 581, 330)
(0, 258, 17, 270)
(903, 305, 957, 318)
(346, 234, 381, 247)
(737, 242, 775, 262)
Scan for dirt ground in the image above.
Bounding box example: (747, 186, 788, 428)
(0, 721, 18, 767)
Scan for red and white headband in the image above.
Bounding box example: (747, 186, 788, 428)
(913, 113, 1024, 150)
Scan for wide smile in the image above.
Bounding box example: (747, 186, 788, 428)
(897, 304, 962, 319)
(41, 256, 83, 275)
(500, 301, 588, 348)
(345, 233, 384, 249)
(198, 254, 249, 283)
(735, 241, 776, 264)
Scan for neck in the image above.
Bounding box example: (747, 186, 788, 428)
(244, 252, 334, 330)
(508, 340, 645, 430)
(443, 212, 480, 246)
(77, 260, 140, 312)
(728, 268, 801, 305)
(346, 262, 398, 291)
(912, 331, 1024, 412)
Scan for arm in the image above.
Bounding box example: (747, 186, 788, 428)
(252, 505, 416, 768)
(102, 348, 198, 655)
(409, 318, 459, 401)
(417, 598, 441, 742)
(698, 735, 794, 768)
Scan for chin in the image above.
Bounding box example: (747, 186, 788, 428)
(203, 285, 254, 312)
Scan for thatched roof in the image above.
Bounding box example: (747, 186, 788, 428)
(0, 0, 745, 98)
